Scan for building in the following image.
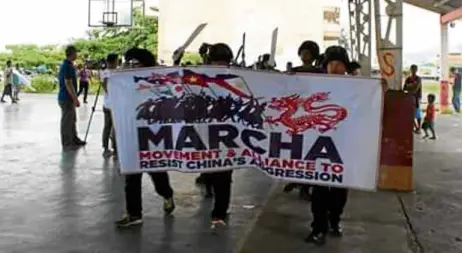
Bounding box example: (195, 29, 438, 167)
(157, 0, 342, 68)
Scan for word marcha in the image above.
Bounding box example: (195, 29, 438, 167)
(137, 124, 344, 164)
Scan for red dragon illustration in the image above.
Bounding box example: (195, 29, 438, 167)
(265, 92, 347, 135)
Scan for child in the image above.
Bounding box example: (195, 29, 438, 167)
(422, 94, 436, 140)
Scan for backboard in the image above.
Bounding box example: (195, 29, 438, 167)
(88, 0, 134, 27)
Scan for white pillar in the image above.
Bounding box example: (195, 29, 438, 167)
(440, 23, 449, 80)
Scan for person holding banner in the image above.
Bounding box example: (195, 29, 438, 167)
(101, 53, 119, 157)
(284, 41, 323, 201)
(305, 46, 350, 246)
(115, 48, 176, 228)
(291, 40, 322, 73)
(203, 43, 235, 228)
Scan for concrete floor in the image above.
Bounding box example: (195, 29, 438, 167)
(2, 94, 462, 253)
(238, 113, 462, 253)
(0, 94, 274, 253)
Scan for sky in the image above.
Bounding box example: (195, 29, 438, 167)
(0, 0, 461, 63)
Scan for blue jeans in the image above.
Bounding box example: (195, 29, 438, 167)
(452, 89, 460, 113)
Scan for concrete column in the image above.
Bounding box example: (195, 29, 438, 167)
(440, 23, 449, 80)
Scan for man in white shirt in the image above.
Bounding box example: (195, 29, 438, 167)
(102, 53, 119, 157)
(1, 60, 17, 103)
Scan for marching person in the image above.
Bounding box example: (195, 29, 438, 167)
(205, 43, 235, 228)
(101, 53, 119, 157)
(305, 46, 350, 246)
(115, 47, 175, 227)
(195, 43, 213, 197)
(284, 40, 323, 201)
(77, 64, 91, 104)
(291, 40, 322, 73)
(1, 60, 17, 104)
(57, 45, 86, 149)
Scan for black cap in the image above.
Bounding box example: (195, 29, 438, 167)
(208, 43, 234, 64)
(65, 45, 78, 57)
(298, 41, 320, 58)
(322, 46, 350, 69)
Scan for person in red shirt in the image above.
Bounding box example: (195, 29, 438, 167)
(422, 94, 436, 140)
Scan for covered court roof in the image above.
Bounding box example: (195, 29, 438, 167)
(405, 0, 462, 14)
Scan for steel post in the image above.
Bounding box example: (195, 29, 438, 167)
(348, 0, 372, 76)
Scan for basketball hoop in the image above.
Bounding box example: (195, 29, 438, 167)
(88, 0, 135, 28)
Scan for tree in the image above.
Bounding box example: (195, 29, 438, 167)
(71, 9, 158, 61)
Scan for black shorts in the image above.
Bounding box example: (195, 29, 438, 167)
(422, 121, 434, 130)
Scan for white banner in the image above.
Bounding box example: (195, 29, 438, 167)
(109, 67, 383, 190)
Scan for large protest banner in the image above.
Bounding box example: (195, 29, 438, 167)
(109, 67, 383, 190)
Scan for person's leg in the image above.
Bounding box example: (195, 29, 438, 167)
(414, 108, 422, 133)
(59, 100, 76, 147)
(12, 85, 18, 100)
(77, 81, 83, 96)
(203, 173, 213, 197)
(8, 84, 16, 103)
(195, 173, 206, 184)
(327, 187, 348, 236)
(429, 122, 437, 139)
(116, 174, 143, 227)
(109, 111, 117, 153)
(306, 186, 328, 245)
(111, 127, 117, 154)
(455, 90, 461, 113)
(0, 85, 6, 102)
(422, 122, 429, 138)
(69, 102, 84, 144)
(299, 184, 312, 201)
(210, 171, 233, 224)
(102, 107, 111, 152)
(283, 183, 299, 193)
(148, 172, 175, 214)
(83, 82, 89, 103)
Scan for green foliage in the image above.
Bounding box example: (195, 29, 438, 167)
(25, 75, 59, 93)
(0, 8, 159, 94)
(0, 44, 63, 70)
(181, 53, 202, 65)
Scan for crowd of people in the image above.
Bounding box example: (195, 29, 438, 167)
(53, 41, 361, 245)
(1, 36, 451, 247)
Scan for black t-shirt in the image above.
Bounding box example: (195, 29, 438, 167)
(404, 75, 422, 108)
